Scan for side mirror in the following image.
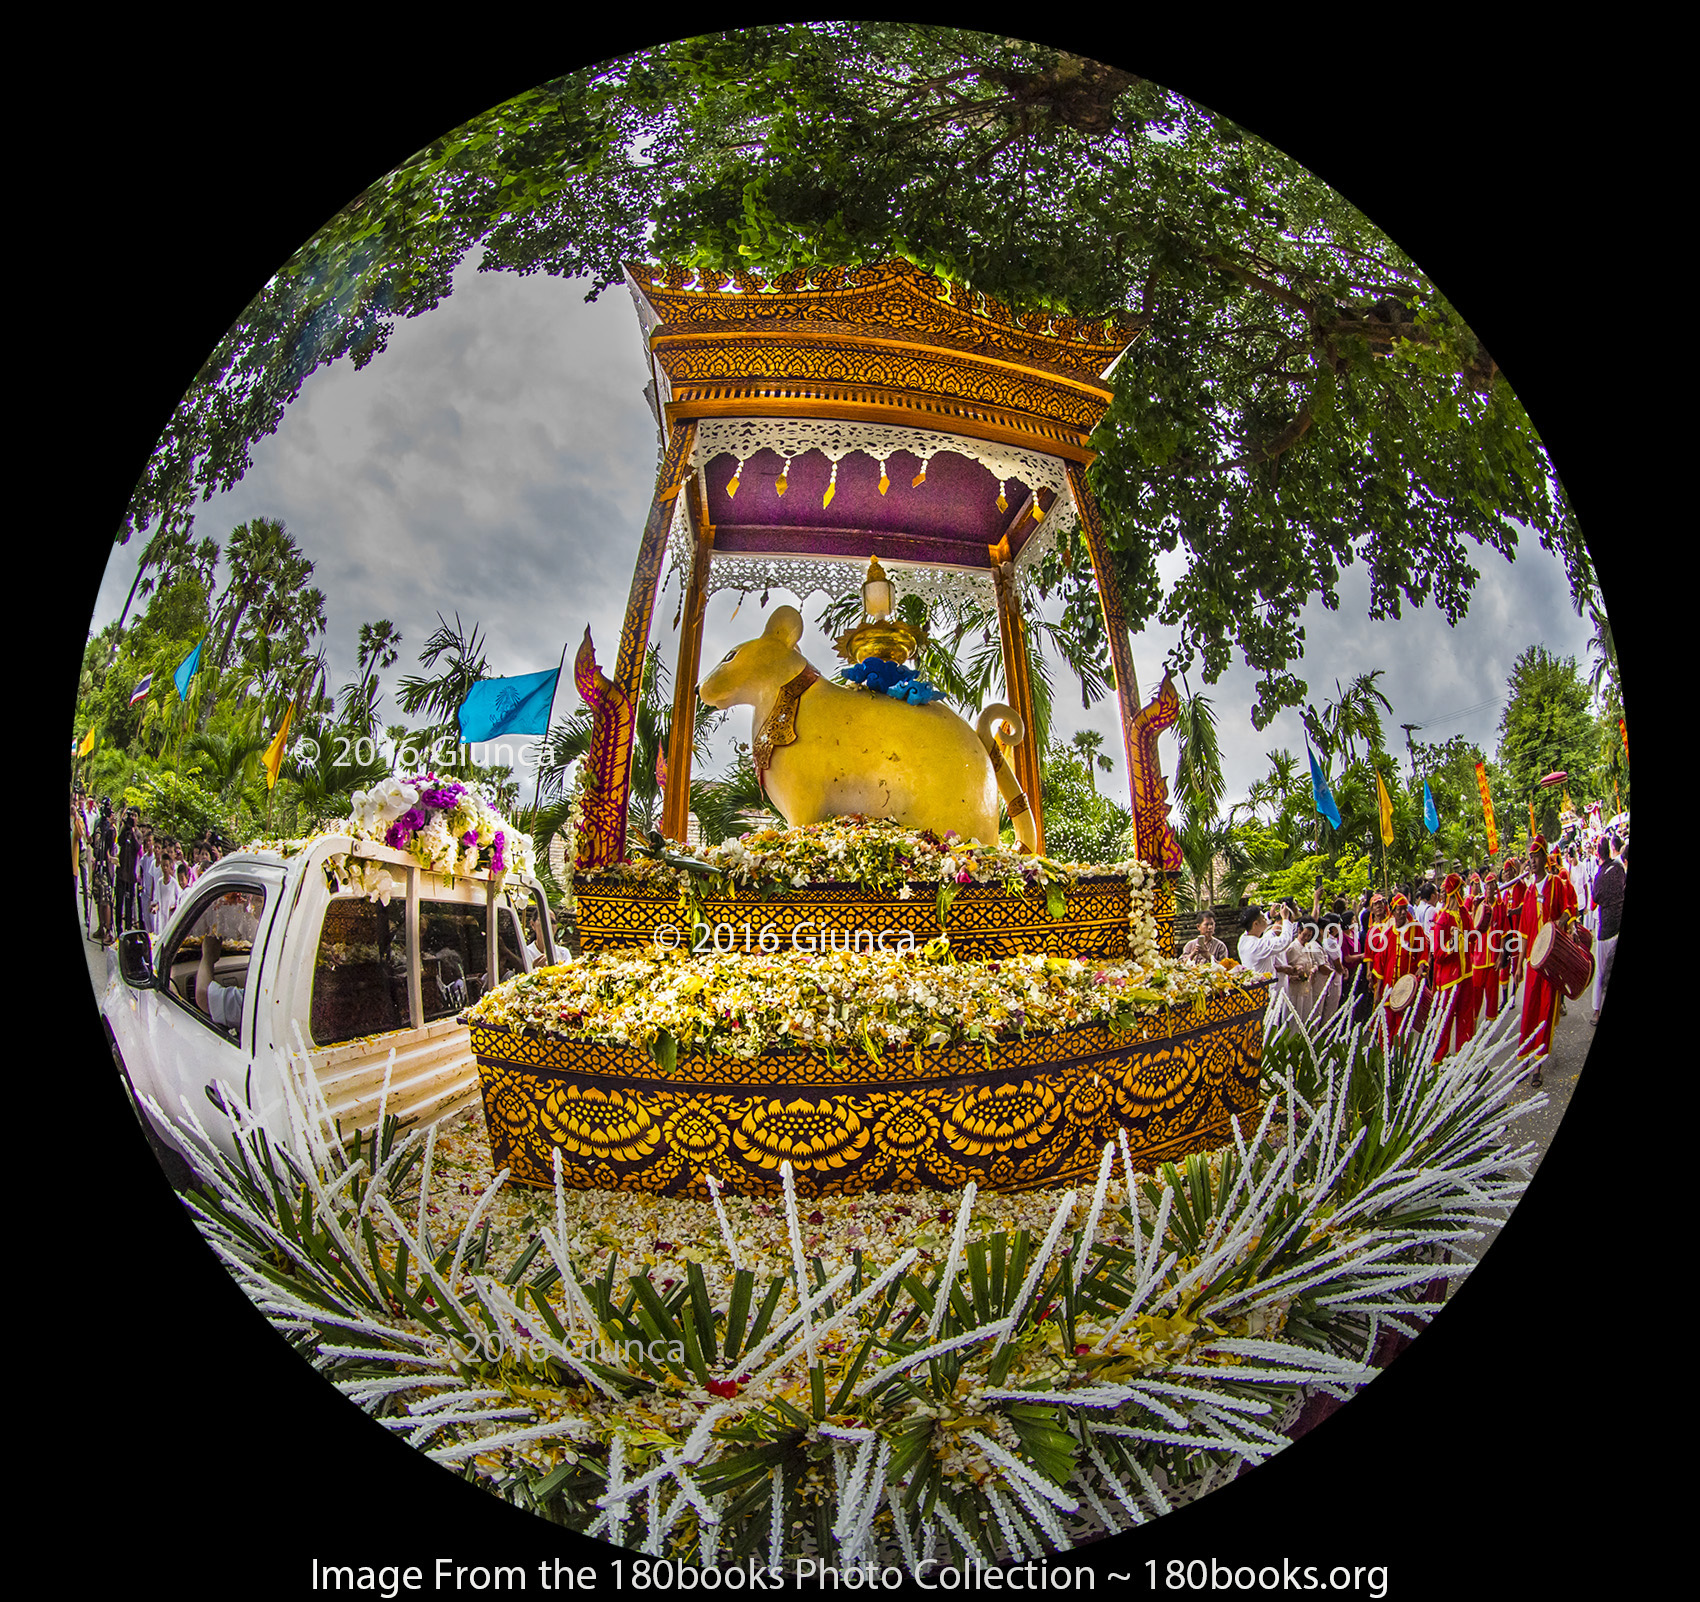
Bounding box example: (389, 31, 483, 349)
(118, 929, 156, 989)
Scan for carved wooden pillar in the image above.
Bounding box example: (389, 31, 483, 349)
(662, 480, 715, 844)
(578, 419, 697, 866)
(988, 537, 1045, 856)
(1065, 461, 1181, 870)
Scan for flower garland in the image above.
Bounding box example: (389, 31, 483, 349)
(326, 774, 537, 895)
(577, 819, 1161, 956)
(179, 994, 1537, 1565)
(469, 945, 1257, 1062)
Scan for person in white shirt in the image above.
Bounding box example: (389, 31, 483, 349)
(136, 831, 156, 936)
(1568, 849, 1592, 932)
(157, 860, 186, 933)
(195, 934, 245, 1033)
(1237, 907, 1292, 980)
(1414, 884, 1438, 933)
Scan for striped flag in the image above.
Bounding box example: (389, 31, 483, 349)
(128, 672, 154, 706)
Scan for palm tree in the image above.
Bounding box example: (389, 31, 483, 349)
(340, 619, 404, 735)
(1070, 729, 1112, 793)
(690, 749, 784, 844)
(1585, 601, 1619, 707)
(283, 732, 392, 832)
(1323, 671, 1393, 767)
(182, 728, 271, 799)
(396, 613, 490, 764)
(1171, 690, 1224, 829)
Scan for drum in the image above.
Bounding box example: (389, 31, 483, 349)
(1529, 921, 1594, 1001)
(1385, 973, 1419, 1013)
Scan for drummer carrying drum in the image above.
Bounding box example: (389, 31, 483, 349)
(1515, 834, 1583, 1084)
(1371, 895, 1429, 1040)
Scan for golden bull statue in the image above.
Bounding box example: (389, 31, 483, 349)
(699, 605, 1038, 851)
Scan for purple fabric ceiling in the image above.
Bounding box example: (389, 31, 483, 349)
(703, 448, 1051, 568)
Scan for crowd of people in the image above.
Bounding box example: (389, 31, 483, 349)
(70, 787, 231, 947)
(1183, 819, 1629, 1088)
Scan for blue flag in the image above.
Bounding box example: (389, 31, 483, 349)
(173, 639, 204, 701)
(1423, 780, 1440, 834)
(1308, 745, 1342, 830)
(458, 667, 561, 743)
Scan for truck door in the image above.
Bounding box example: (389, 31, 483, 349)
(140, 876, 276, 1132)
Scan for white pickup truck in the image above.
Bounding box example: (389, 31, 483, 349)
(103, 834, 560, 1172)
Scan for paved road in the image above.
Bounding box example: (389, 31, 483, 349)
(1442, 981, 1593, 1283)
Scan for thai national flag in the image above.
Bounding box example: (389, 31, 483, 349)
(129, 673, 154, 706)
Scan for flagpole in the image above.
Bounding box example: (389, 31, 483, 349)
(529, 639, 571, 831)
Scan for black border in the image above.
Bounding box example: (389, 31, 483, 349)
(44, 22, 1670, 1594)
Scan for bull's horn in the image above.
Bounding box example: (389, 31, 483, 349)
(976, 704, 1025, 749)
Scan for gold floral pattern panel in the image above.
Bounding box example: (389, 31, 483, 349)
(575, 878, 1135, 960)
(471, 983, 1268, 1198)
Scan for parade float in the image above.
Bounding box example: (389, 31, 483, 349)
(162, 261, 1544, 1567)
(464, 260, 1274, 1198)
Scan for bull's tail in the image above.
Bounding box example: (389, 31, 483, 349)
(976, 704, 1039, 853)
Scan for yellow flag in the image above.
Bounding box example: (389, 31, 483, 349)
(1376, 768, 1394, 847)
(1528, 799, 1537, 842)
(263, 702, 294, 790)
(76, 726, 97, 757)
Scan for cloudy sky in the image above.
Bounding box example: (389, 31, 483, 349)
(81, 221, 1597, 829)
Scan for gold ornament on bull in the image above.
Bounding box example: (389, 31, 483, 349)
(835, 556, 926, 667)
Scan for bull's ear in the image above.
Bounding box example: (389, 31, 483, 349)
(765, 605, 804, 647)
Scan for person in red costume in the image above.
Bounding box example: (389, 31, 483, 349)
(1371, 895, 1428, 1039)
(1470, 869, 1508, 1028)
(1429, 872, 1473, 1058)
(1515, 835, 1578, 1083)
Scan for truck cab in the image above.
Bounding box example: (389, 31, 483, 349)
(105, 834, 558, 1168)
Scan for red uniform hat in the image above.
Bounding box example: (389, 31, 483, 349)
(1442, 872, 1463, 892)
(1390, 894, 1409, 909)
(1530, 833, 1548, 851)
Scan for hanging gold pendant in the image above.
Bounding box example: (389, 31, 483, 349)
(878, 473, 890, 496)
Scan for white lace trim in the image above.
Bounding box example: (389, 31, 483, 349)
(664, 417, 1075, 609)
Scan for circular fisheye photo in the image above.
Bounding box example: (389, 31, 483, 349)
(66, 28, 1644, 1584)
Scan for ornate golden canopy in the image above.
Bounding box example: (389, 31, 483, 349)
(626, 258, 1138, 462)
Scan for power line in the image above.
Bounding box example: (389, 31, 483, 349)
(1406, 694, 1505, 731)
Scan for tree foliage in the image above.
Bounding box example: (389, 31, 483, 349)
(1495, 645, 1600, 839)
(113, 25, 1589, 736)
